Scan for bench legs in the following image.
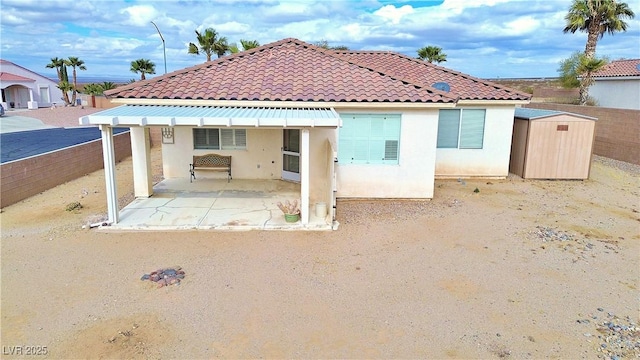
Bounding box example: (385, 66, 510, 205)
(189, 165, 231, 183)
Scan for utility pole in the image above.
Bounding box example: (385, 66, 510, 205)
(151, 21, 167, 74)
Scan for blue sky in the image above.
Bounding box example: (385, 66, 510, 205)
(1, 0, 638, 81)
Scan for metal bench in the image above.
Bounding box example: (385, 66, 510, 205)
(190, 153, 232, 183)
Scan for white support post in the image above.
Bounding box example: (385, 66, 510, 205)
(301, 129, 310, 225)
(130, 127, 153, 197)
(100, 125, 119, 224)
(27, 88, 38, 109)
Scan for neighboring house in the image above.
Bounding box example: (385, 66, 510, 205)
(589, 58, 640, 110)
(0, 59, 63, 109)
(81, 38, 530, 226)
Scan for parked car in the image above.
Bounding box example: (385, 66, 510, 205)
(0, 104, 4, 116)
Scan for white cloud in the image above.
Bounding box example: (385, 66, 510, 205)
(504, 16, 540, 36)
(373, 4, 414, 24)
(216, 21, 252, 34)
(120, 5, 159, 27)
(263, 2, 311, 18)
(340, 23, 370, 41)
(441, 0, 512, 12)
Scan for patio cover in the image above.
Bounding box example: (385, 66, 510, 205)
(80, 105, 342, 127)
(82, 104, 340, 228)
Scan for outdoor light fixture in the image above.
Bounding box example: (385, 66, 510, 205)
(151, 21, 167, 74)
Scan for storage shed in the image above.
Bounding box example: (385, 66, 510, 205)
(510, 108, 596, 179)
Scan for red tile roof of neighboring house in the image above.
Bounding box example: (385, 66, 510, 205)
(105, 38, 529, 103)
(0, 72, 35, 82)
(333, 51, 530, 101)
(592, 59, 640, 78)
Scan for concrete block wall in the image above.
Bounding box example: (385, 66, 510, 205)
(524, 103, 640, 165)
(0, 132, 131, 208)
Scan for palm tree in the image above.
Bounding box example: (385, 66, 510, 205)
(558, 51, 608, 104)
(46, 57, 71, 105)
(82, 83, 104, 96)
(45, 57, 65, 82)
(100, 81, 117, 91)
(130, 59, 156, 80)
(564, 0, 635, 59)
(229, 39, 260, 54)
(558, 51, 584, 89)
(577, 55, 608, 105)
(57, 81, 74, 105)
(239, 39, 260, 51)
(65, 57, 86, 106)
(188, 28, 222, 62)
(213, 36, 230, 58)
(229, 43, 240, 54)
(417, 46, 447, 63)
(563, 0, 634, 104)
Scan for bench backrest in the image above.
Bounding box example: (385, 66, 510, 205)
(193, 153, 231, 167)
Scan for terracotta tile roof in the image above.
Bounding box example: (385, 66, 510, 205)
(333, 50, 530, 101)
(105, 38, 528, 103)
(0, 72, 35, 82)
(592, 59, 640, 78)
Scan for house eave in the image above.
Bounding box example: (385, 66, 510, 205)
(593, 76, 640, 81)
(108, 98, 457, 109)
(457, 99, 531, 106)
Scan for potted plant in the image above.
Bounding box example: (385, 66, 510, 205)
(277, 199, 301, 223)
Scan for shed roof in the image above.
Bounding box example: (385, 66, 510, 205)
(514, 107, 597, 121)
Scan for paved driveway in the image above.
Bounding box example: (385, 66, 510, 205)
(0, 114, 56, 133)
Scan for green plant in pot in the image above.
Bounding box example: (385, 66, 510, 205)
(277, 199, 301, 223)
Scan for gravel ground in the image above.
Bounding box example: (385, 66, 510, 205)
(1, 145, 638, 359)
(2, 105, 638, 358)
(594, 155, 640, 176)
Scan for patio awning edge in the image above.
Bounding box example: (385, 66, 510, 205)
(80, 105, 342, 127)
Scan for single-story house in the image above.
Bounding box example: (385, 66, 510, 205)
(0, 59, 63, 109)
(589, 58, 640, 110)
(81, 38, 530, 227)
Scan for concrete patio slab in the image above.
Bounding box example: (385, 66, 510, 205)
(108, 179, 334, 231)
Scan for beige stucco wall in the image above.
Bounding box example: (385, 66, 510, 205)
(161, 126, 335, 206)
(335, 109, 438, 199)
(435, 106, 515, 178)
(163, 127, 282, 180)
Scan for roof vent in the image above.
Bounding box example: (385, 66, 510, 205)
(432, 82, 451, 92)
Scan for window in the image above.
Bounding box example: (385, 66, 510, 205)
(437, 109, 485, 149)
(338, 114, 401, 164)
(39, 87, 50, 103)
(193, 128, 246, 150)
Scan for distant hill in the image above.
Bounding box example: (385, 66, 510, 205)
(38, 73, 132, 85)
(490, 78, 579, 103)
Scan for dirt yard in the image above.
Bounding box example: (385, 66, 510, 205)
(1, 119, 639, 358)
